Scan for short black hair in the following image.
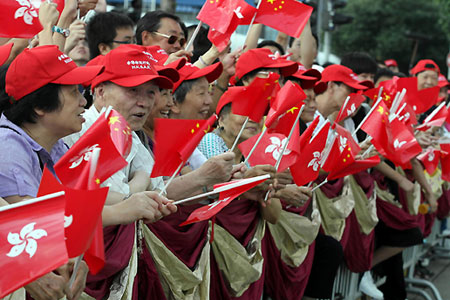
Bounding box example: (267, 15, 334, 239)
(0, 65, 61, 126)
(86, 12, 134, 59)
(374, 68, 394, 84)
(257, 40, 285, 55)
(136, 10, 186, 45)
(173, 79, 199, 104)
(189, 25, 212, 63)
(340, 52, 377, 75)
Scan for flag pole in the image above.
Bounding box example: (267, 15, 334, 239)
(88, 148, 101, 190)
(311, 178, 328, 192)
(229, 117, 250, 152)
(352, 97, 382, 137)
(243, 0, 262, 45)
(334, 96, 350, 125)
(159, 162, 184, 196)
(69, 254, 84, 289)
(173, 174, 270, 205)
(0, 191, 65, 212)
(243, 126, 268, 164)
(185, 21, 203, 51)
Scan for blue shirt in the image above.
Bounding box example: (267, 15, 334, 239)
(0, 114, 67, 197)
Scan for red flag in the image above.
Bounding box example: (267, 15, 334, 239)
(152, 116, 216, 177)
(108, 110, 132, 158)
(207, 0, 257, 51)
(0, 193, 68, 298)
(299, 115, 320, 150)
(265, 80, 306, 129)
(197, 0, 248, 33)
(397, 77, 440, 114)
(385, 118, 422, 165)
(0, 0, 64, 39)
(360, 101, 391, 155)
(415, 102, 448, 132)
(179, 175, 269, 226)
(255, 0, 313, 38)
(37, 169, 108, 267)
(54, 111, 128, 189)
(238, 132, 299, 172)
(417, 148, 441, 174)
(441, 144, 450, 181)
(229, 72, 281, 122)
(327, 155, 380, 180)
(290, 121, 330, 186)
(335, 91, 366, 123)
(364, 76, 400, 108)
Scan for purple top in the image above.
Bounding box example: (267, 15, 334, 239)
(0, 114, 67, 198)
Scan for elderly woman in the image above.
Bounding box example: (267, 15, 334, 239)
(0, 45, 103, 300)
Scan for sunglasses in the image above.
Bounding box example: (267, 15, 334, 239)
(152, 32, 186, 47)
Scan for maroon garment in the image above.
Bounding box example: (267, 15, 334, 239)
(262, 199, 315, 300)
(340, 172, 375, 273)
(209, 198, 263, 299)
(138, 203, 209, 300)
(437, 188, 450, 220)
(85, 224, 136, 300)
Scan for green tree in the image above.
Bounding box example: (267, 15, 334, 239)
(332, 0, 449, 74)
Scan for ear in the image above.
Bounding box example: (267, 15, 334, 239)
(141, 31, 153, 46)
(34, 108, 46, 117)
(171, 100, 181, 116)
(93, 83, 107, 107)
(98, 43, 112, 56)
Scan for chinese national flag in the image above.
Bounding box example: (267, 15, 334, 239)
(327, 155, 380, 180)
(37, 168, 108, 272)
(397, 77, 440, 114)
(54, 111, 128, 189)
(229, 72, 281, 122)
(290, 121, 330, 186)
(360, 101, 390, 155)
(152, 116, 216, 177)
(265, 80, 306, 129)
(255, 0, 313, 38)
(364, 76, 400, 108)
(440, 144, 450, 181)
(179, 175, 269, 226)
(238, 132, 299, 172)
(0, 0, 64, 38)
(207, 0, 257, 51)
(335, 91, 366, 123)
(415, 102, 448, 132)
(0, 192, 68, 298)
(417, 148, 441, 175)
(108, 110, 132, 158)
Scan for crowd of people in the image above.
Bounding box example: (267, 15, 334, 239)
(0, 0, 449, 300)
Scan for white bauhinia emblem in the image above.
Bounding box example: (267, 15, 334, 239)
(428, 151, 435, 162)
(64, 215, 73, 228)
(394, 139, 406, 149)
(207, 197, 231, 210)
(339, 136, 347, 152)
(346, 103, 356, 116)
(6, 222, 47, 258)
(69, 144, 100, 169)
(265, 137, 292, 161)
(234, 6, 243, 19)
(307, 151, 322, 171)
(14, 0, 38, 25)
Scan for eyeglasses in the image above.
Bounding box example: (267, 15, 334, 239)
(152, 32, 186, 47)
(111, 39, 136, 45)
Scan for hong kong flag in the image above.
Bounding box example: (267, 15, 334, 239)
(335, 91, 366, 123)
(322, 123, 360, 172)
(415, 102, 448, 132)
(299, 115, 320, 150)
(255, 0, 313, 38)
(197, 0, 248, 34)
(417, 148, 441, 175)
(440, 144, 450, 182)
(37, 168, 109, 265)
(327, 155, 380, 180)
(0, 0, 64, 38)
(54, 110, 128, 189)
(0, 192, 68, 298)
(239, 132, 299, 172)
(397, 77, 440, 114)
(179, 175, 269, 226)
(290, 121, 330, 186)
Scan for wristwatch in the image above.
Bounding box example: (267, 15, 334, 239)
(52, 26, 70, 38)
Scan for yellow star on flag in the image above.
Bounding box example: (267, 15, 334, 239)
(191, 123, 200, 134)
(287, 106, 299, 114)
(95, 178, 100, 184)
(377, 106, 384, 115)
(109, 116, 120, 125)
(267, 0, 275, 4)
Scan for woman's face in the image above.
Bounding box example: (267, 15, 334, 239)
(146, 88, 174, 129)
(219, 111, 262, 143)
(300, 88, 317, 123)
(43, 85, 87, 138)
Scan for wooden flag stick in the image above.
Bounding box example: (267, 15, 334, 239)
(229, 117, 249, 152)
(185, 21, 203, 51)
(159, 162, 184, 196)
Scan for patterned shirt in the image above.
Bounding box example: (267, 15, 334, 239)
(198, 131, 229, 159)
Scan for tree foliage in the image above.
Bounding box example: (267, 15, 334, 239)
(332, 0, 449, 74)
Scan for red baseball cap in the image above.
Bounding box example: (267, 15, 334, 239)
(91, 44, 173, 90)
(234, 48, 298, 83)
(0, 43, 13, 66)
(410, 59, 440, 75)
(315, 64, 369, 92)
(172, 62, 223, 91)
(6, 45, 103, 101)
(384, 59, 398, 67)
(438, 74, 450, 89)
(140, 45, 185, 83)
(288, 63, 322, 90)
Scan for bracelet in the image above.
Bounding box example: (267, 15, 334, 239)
(199, 56, 209, 66)
(52, 25, 70, 38)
